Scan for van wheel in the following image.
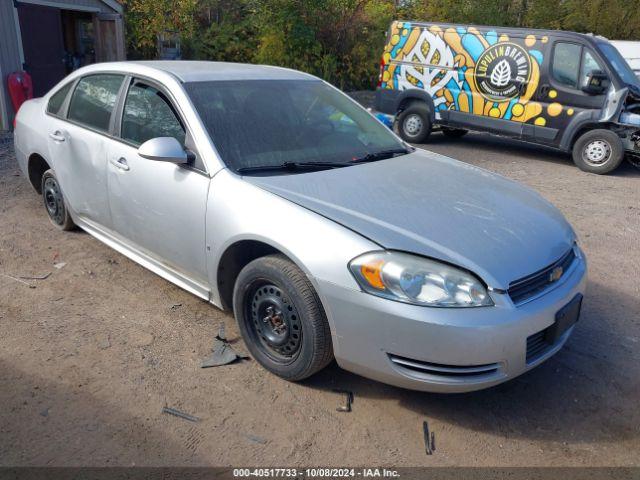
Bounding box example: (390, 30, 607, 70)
(441, 127, 468, 138)
(572, 129, 624, 174)
(41, 169, 75, 231)
(232, 254, 333, 381)
(397, 103, 432, 143)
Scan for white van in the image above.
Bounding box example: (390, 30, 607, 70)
(610, 41, 640, 79)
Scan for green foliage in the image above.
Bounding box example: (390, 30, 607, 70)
(124, 0, 640, 89)
(252, 0, 394, 90)
(184, 0, 259, 62)
(122, 0, 197, 59)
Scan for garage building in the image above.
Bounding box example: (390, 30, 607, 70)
(0, 0, 125, 131)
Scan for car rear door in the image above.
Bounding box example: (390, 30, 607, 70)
(106, 77, 210, 289)
(47, 73, 125, 228)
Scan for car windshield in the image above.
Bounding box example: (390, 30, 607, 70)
(184, 79, 406, 173)
(597, 42, 640, 88)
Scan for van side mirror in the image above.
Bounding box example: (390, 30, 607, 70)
(581, 70, 608, 95)
(138, 137, 189, 164)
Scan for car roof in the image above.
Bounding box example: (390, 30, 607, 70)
(126, 61, 316, 83)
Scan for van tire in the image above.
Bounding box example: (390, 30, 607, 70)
(572, 129, 624, 174)
(441, 127, 468, 138)
(232, 254, 333, 381)
(397, 103, 432, 143)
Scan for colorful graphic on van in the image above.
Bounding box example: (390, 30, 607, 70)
(381, 22, 557, 126)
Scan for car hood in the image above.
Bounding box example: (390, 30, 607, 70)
(244, 150, 575, 289)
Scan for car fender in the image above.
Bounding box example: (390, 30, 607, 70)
(206, 169, 379, 321)
(14, 98, 48, 178)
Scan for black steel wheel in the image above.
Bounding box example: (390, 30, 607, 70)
(41, 169, 75, 230)
(246, 282, 303, 363)
(233, 254, 333, 381)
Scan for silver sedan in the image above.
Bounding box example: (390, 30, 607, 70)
(14, 61, 587, 393)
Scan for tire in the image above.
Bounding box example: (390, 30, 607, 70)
(397, 103, 432, 143)
(572, 129, 624, 174)
(41, 169, 75, 231)
(441, 127, 468, 138)
(232, 254, 333, 381)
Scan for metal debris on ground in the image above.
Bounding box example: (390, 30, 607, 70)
(1, 274, 36, 288)
(333, 389, 354, 412)
(201, 324, 249, 368)
(423, 420, 434, 455)
(161, 406, 201, 423)
(19, 272, 51, 280)
(170, 303, 182, 310)
(54, 262, 66, 270)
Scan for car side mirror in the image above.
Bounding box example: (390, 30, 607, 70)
(138, 137, 189, 164)
(581, 70, 608, 95)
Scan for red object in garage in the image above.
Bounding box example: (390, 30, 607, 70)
(8, 71, 34, 113)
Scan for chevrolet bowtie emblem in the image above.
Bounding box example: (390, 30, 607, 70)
(549, 266, 563, 282)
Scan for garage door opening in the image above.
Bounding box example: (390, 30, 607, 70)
(16, 2, 124, 97)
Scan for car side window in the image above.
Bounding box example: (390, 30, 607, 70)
(580, 50, 604, 88)
(47, 81, 73, 117)
(121, 82, 186, 147)
(67, 74, 124, 132)
(552, 43, 582, 88)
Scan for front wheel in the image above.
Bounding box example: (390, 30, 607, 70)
(572, 129, 624, 174)
(397, 103, 432, 144)
(232, 254, 333, 381)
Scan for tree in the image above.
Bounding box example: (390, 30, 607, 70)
(184, 0, 260, 63)
(122, 0, 198, 59)
(253, 0, 394, 90)
(123, 0, 640, 89)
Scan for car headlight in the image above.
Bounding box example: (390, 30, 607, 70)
(349, 251, 493, 307)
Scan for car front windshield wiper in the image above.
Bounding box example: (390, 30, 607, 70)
(351, 147, 412, 164)
(236, 161, 353, 174)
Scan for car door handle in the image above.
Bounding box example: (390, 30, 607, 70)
(49, 131, 66, 142)
(110, 157, 130, 171)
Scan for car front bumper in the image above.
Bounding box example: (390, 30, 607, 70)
(317, 250, 587, 393)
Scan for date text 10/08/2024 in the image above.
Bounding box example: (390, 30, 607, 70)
(233, 468, 401, 478)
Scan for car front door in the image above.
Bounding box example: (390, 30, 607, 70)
(47, 73, 125, 228)
(106, 78, 210, 289)
(529, 42, 609, 145)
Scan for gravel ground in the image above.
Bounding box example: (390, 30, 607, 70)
(1, 129, 639, 467)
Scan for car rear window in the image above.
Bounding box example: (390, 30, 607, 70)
(47, 81, 73, 117)
(67, 74, 124, 133)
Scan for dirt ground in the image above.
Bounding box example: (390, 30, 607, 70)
(1, 130, 639, 467)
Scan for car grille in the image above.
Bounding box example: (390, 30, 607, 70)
(388, 354, 500, 379)
(508, 248, 576, 305)
(525, 329, 553, 364)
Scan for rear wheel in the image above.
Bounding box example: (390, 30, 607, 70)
(441, 127, 468, 138)
(41, 169, 75, 230)
(572, 129, 624, 174)
(397, 103, 432, 144)
(232, 254, 333, 381)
